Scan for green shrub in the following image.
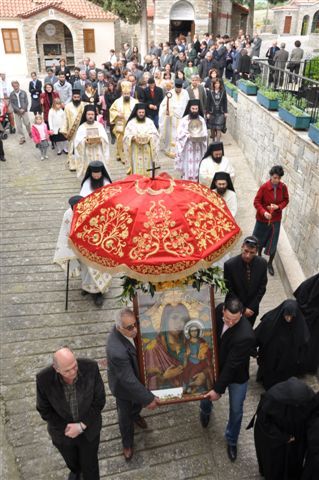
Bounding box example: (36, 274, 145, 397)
(304, 57, 319, 81)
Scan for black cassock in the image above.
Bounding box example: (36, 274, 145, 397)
(302, 393, 319, 480)
(294, 274, 319, 374)
(255, 299, 309, 390)
(250, 377, 316, 480)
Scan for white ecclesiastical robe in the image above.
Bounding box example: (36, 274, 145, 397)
(60, 101, 85, 171)
(53, 208, 112, 294)
(74, 121, 109, 179)
(198, 156, 235, 188)
(175, 114, 208, 181)
(212, 189, 238, 269)
(123, 117, 160, 176)
(159, 89, 190, 158)
(79, 177, 110, 197)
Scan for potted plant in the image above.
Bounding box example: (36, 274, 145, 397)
(257, 88, 280, 111)
(236, 79, 258, 95)
(308, 120, 319, 145)
(278, 102, 311, 130)
(224, 80, 238, 102)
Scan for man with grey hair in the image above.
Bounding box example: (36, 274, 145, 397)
(273, 42, 289, 87)
(186, 74, 207, 113)
(36, 347, 105, 479)
(106, 308, 158, 461)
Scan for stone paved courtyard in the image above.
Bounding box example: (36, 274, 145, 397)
(1, 129, 317, 480)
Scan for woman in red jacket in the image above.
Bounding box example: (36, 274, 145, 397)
(40, 83, 59, 148)
(253, 165, 289, 276)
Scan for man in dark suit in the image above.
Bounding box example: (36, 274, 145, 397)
(186, 74, 207, 114)
(36, 347, 105, 480)
(106, 308, 158, 461)
(200, 297, 256, 462)
(143, 77, 164, 128)
(224, 235, 268, 326)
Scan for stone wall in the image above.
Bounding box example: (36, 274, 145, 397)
(226, 91, 319, 278)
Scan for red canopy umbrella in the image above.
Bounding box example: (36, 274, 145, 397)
(69, 173, 241, 283)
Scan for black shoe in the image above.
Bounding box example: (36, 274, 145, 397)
(81, 289, 89, 296)
(92, 292, 104, 307)
(63, 149, 68, 154)
(57, 151, 62, 155)
(227, 444, 237, 462)
(200, 412, 210, 428)
(0, 156, 6, 162)
(267, 263, 274, 276)
(10, 126, 16, 134)
(51, 143, 55, 150)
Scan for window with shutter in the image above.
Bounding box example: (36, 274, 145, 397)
(2, 29, 21, 54)
(83, 29, 96, 53)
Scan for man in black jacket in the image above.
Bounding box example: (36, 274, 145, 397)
(36, 348, 106, 480)
(224, 235, 268, 326)
(106, 308, 158, 461)
(143, 77, 164, 128)
(200, 297, 256, 462)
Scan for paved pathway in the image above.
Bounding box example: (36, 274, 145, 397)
(1, 129, 317, 480)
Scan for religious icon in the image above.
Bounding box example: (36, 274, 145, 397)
(133, 285, 218, 404)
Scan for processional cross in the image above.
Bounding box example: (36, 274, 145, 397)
(147, 161, 161, 179)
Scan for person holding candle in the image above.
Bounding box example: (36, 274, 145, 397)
(252, 165, 289, 276)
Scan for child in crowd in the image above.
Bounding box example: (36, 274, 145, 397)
(48, 98, 68, 155)
(31, 114, 52, 160)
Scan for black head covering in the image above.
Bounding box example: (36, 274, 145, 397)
(126, 102, 148, 124)
(255, 299, 310, 349)
(72, 88, 81, 95)
(210, 171, 235, 192)
(202, 141, 225, 159)
(183, 98, 204, 118)
(294, 274, 319, 321)
(80, 104, 96, 125)
(68, 195, 83, 209)
(175, 79, 183, 88)
(81, 161, 112, 186)
(267, 377, 315, 407)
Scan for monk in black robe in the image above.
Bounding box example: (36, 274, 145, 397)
(255, 299, 309, 390)
(302, 392, 319, 480)
(251, 377, 316, 480)
(294, 274, 319, 374)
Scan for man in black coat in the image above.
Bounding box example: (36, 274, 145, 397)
(224, 235, 268, 326)
(143, 77, 164, 128)
(200, 297, 255, 462)
(36, 348, 106, 480)
(106, 308, 158, 461)
(200, 297, 256, 462)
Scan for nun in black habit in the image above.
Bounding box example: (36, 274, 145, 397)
(255, 299, 309, 390)
(302, 392, 319, 480)
(250, 377, 316, 480)
(294, 273, 319, 374)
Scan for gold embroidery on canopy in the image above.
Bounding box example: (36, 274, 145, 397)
(185, 201, 236, 251)
(183, 182, 233, 218)
(76, 204, 132, 258)
(129, 200, 194, 260)
(135, 178, 175, 196)
(74, 186, 122, 230)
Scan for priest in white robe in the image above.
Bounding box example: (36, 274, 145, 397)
(198, 141, 235, 188)
(53, 195, 112, 307)
(79, 160, 112, 197)
(123, 103, 160, 176)
(175, 99, 207, 181)
(159, 79, 189, 158)
(74, 105, 109, 179)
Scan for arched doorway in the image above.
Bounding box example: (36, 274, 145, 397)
(36, 20, 74, 73)
(301, 15, 309, 35)
(169, 1, 195, 43)
(311, 10, 319, 33)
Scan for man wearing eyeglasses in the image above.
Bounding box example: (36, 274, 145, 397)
(223, 235, 268, 327)
(106, 308, 159, 461)
(36, 347, 106, 480)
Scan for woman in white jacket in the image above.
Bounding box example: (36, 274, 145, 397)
(48, 98, 68, 155)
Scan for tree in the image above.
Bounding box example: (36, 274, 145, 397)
(92, 0, 148, 59)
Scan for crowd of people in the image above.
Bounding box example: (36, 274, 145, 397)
(0, 30, 317, 480)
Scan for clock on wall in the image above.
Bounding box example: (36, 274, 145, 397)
(45, 23, 56, 37)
